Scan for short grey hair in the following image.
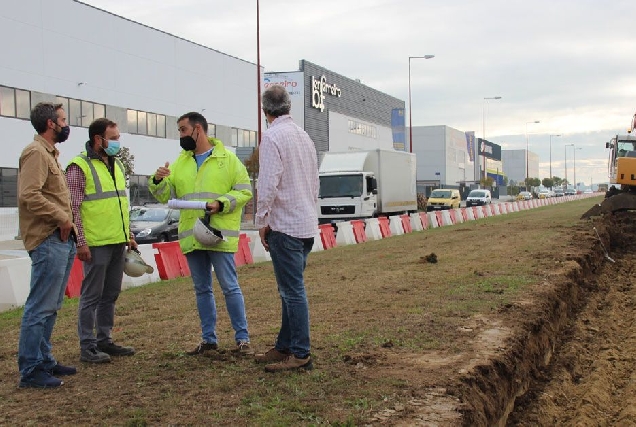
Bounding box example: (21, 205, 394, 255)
(31, 102, 63, 134)
(262, 85, 291, 118)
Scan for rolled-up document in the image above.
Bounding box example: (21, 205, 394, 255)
(168, 199, 207, 210)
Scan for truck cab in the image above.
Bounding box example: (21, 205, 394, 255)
(317, 172, 377, 224)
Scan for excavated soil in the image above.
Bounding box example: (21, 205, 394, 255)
(447, 211, 636, 426)
(506, 211, 636, 425)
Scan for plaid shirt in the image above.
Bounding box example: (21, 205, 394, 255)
(66, 164, 88, 247)
(256, 115, 319, 239)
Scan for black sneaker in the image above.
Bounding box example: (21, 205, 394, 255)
(80, 347, 111, 363)
(49, 363, 77, 376)
(186, 341, 218, 356)
(97, 342, 135, 356)
(19, 369, 63, 389)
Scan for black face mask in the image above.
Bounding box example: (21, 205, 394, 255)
(54, 124, 70, 143)
(180, 128, 197, 151)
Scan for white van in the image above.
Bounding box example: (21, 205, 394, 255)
(465, 189, 492, 207)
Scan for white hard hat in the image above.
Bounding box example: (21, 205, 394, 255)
(124, 249, 154, 277)
(193, 213, 226, 246)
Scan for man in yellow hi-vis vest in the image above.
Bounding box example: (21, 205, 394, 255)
(66, 118, 137, 364)
(149, 112, 253, 356)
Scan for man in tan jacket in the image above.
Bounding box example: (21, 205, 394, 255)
(17, 102, 77, 388)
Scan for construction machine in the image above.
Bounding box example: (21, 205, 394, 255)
(582, 112, 636, 218)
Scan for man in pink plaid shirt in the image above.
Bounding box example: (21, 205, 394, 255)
(254, 85, 319, 372)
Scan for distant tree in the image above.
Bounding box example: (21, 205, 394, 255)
(542, 178, 554, 188)
(525, 177, 540, 187)
(244, 147, 259, 180)
(502, 176, 509, 186)
(117, 146, 135, 187)
(552, 176, 563, 187)
(480, 176, 494, 187)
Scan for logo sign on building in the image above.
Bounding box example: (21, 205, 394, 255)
(465, 131, 475, 162)
(391, 108, 406, 151)
(311, 75, 342, 112)
(478, 139, 501, 161)
(263, 72, 305, 129)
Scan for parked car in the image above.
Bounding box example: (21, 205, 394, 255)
(516, 191, 532, 201)
(583, 188, 594, 194)
(564, 188, 577, 196)
(553, 189, 564, 197)
(537, 189, 551, 199)
(130, 205, 180, 243)
(426, 189, 461, 211)
(465, 189, 492, 207)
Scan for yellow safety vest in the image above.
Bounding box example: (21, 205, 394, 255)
(149, 138, 252, 254)
(68, 152, 130, 247)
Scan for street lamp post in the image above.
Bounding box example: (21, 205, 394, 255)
(549, 134, 561, 182)
(408, 55, 435, 153)
(574, 147, 582, 192)
(565, 143, 574, 189)
(482, 96, 502, 181)
(525, 120, 540, 188)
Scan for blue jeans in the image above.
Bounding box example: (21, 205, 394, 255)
(18, 230, 76, 378)
(185, 250, 249, 344)
(268, 231, 314, 359)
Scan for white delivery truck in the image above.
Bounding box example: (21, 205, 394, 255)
(317, 149, 417, 225)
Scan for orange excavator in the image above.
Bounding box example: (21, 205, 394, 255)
(582, 112, 636, 218)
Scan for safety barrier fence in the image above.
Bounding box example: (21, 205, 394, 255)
(0, 194, 598, 311)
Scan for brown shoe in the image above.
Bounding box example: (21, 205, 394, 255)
(264, 355, 313, 372)
(231, 341, 255, 356)
(254, 347, 289, 363)
(186, 342, 218, 356)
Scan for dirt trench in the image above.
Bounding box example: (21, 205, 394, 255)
(505, 211, 636, 425)
(426, 211, 636, 426)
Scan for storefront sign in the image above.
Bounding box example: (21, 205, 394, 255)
(311, 75, 341, 112)
(478, 138, 501, 160)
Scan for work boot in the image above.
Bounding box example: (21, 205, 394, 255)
(80, 347, 111, 363)
(254, 347, 289, 364)
(186, 341, 218, 356)
(97, 342, 135, 356)
(264, 355, 313, 373)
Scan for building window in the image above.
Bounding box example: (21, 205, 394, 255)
(147, 112, 157, 136)
(15, 89, 30, 119)
(0, 87, 15, 117)
(55, 96, 69, 116)
(69, 99, 82, 126)
(157, 114, 166, 138)
(242, 130, 251, 148)
(250, 131, 257, 147)
(231, 128, 238, 146)
(81, 100, 94, 127)
(137, 111, 147, 135)
(93, 103, 105, 120)
(207, 123, 216, 138)
(127, 110, 137, 134)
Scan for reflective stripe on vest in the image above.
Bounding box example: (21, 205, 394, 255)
(80, 154, 127, 201)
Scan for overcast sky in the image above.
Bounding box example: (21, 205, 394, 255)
(82, 0, 636, 186)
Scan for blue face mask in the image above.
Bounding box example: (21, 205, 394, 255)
(103, 139, 121, 157)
